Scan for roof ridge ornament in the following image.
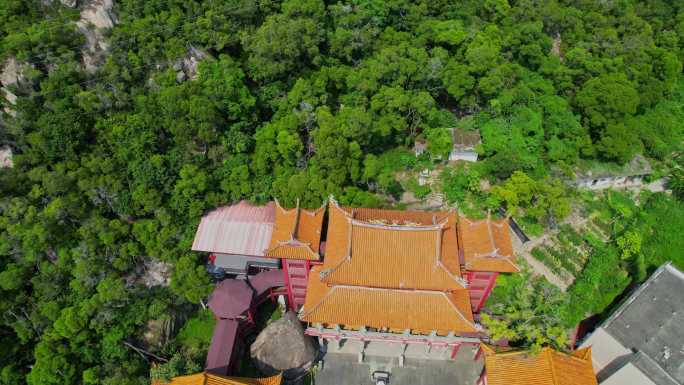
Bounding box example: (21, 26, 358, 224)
(350, 218, 444, 231)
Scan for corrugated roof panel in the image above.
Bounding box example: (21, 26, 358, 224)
(192, 201, 275, 256)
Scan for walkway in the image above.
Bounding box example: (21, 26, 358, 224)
(205, 270, 285, 375)
(511, 229, 570, 291)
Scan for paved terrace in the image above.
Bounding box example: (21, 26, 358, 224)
(315, 343, 483, 385)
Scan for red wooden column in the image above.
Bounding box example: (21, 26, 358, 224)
(476, 369, 487, 385)
(473, 345, 484, 361)
(450, 343, 462, 359)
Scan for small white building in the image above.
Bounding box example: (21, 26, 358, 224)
(414, 128, 480, 162)
(575, 155, 652, 190)
(448, 128, 480, 162)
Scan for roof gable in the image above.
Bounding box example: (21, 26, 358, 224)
(265, 200, 325, 260)
(458, 216, 518, 273)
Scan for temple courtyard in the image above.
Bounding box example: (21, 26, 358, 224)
(314, 344, 483, 385)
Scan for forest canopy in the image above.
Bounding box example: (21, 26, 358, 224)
(1, 0, 683, 384)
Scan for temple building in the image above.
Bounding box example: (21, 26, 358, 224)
(193, 197, 520, 368)
(300, 200, 517, 365)
(479, 345, 598, 385)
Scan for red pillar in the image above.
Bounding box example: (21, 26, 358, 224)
(450, 343, 462, 359)
(476, 369, 487, 385)
(474, 345, 484, 361)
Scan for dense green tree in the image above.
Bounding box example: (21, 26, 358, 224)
(1, 0, 683, 383)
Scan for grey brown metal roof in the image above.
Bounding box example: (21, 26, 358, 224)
(601, 262, 684, 384)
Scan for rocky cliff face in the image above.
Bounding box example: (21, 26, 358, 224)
(1, 57, 32, 116)
(0, 147, 13, 168)
(173, 46, 214, 82)
(1, 57, 24, 101)
(62, 0, 118, 71)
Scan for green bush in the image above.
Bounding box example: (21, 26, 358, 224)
(175, 309, 216, 351)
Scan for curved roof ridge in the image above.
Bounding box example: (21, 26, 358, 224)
(273, 198, 299, 213)
(299, 283, 338, 319)
(265, 242, 318, 260)
(466, 256, 520, 272)
(545, 348, 560, 385)
(442, 291, 479, 330)
(437, 260, 468, 288)
(350, 218, 445, 231)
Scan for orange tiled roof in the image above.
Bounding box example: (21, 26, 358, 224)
(302, 266, 476, 334)
(321, 202, 463, 290)
(156, 372, 282, 385)
(352, 207, 462, 277)
(483, 346, 597, 385)
(265, 200, 325, 260)
(458, 217, 518, 273)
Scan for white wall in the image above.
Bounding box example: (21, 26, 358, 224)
(448, 151, 478, 162)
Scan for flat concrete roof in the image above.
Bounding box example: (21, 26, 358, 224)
(602, 263, 684, 384)
(601, 362, 657, 385)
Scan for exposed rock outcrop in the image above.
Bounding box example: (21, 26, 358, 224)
(550, 33, 563, 59)
(1, 57, 32, 116)
(173, 46, 214, 82)
(1, 58, 24, 89)
(75, 0, 117, 72)
(250, 311, 317, 379)
(60, 0, 78, 8)
(80, 0, 116, 29)
(0, 147, 13, 168)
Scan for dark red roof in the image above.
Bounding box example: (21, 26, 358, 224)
(205, 319, 239, 374)
(208, 279, 254, 319)
(249, 269, 285, 296)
